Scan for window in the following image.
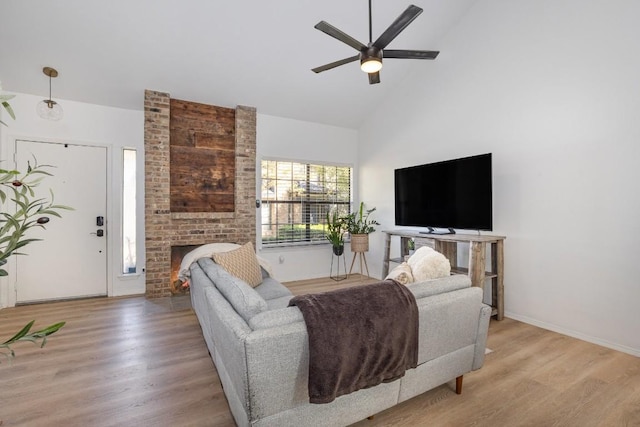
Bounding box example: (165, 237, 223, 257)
(261, 160, 352, 246)
(122, 149, 137, 274)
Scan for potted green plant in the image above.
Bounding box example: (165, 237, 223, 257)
(344, 202, 379, 253)
(325, 210, 345, 256)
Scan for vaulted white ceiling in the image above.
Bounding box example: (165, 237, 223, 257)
(0, 0, 476, 129)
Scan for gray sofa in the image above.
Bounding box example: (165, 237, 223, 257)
(189, 257, 491, 427)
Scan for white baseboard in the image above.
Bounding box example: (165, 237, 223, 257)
(504, 311, 640, 358)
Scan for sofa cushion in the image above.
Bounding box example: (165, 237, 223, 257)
(213, 264, 268, 322)
(213, 242, 263, 287)
(254, 277, 293, 301)
(266, 295, 293, 310)
(385, 262, 414, 285)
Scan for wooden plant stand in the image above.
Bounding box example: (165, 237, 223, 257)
(349, 251, 370, 277)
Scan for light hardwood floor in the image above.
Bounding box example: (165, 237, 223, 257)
(1, 275, 638, 427)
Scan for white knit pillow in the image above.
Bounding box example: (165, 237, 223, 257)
(407, 246, 435, 270)
(411, 250, 451, 282)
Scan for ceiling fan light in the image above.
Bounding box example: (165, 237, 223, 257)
(360, 57, 382, 73)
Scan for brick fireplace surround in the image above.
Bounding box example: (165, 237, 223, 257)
(144, 90, 257, 297)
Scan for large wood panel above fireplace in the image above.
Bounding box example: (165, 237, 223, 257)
(170, 99, 236, 213)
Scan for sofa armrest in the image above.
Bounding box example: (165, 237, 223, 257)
(414, 286, 484, 365)
(248, 306, 304, 330)
(472, 304, 492, 370)
(244, 323, 310, 421)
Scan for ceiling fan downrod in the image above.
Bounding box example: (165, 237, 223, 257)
(368, 0, 373, 44)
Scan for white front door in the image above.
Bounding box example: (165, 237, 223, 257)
(14, 140, 108, 303)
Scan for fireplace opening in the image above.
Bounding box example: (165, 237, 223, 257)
(170, 245, 201, 294)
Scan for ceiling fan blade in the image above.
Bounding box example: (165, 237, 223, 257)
(384, 50, 439, 59)
(312, 55, 360, 73)
(373, 5, 423, 49)
(368, 72, 381, 85)
(314, 21, 367, 51)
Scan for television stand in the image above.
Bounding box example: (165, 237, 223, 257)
(420, 227, 456, 235)
(382, 230, 506, 320)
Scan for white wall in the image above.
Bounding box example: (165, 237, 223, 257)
(256, 113, 359, 281)
(0, 92, 145, 307)
(359, 0, 640, 356)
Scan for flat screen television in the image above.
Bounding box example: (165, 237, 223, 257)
(394, 153, 492, 232)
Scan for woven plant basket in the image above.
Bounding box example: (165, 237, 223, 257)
(350, 234, 369, 252)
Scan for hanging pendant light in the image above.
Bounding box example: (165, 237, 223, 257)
(36, 67, 64, 121)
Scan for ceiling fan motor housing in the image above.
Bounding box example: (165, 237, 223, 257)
(360, 46, 383, 62)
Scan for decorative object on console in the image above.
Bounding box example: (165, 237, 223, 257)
(408, 238, 415, 254)
(36, 67, 63, 121)
(312, 0, 439, 84)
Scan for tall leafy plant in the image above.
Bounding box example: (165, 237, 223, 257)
(344, 202, 379, 235)
(0, 160, 70, 362)
(0, 161, 72, 275)
(325, 210, 346, 248)
(0, 88, 68, 362)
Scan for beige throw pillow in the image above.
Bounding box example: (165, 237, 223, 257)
(385, 262, 414, 285)
(213, 242, 263, 288)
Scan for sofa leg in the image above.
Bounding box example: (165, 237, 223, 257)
(455, 375, 463, 395)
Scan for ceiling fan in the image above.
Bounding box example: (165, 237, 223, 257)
(312, 0, 440, 84)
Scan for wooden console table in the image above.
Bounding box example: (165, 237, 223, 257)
(382, 230, 506, 320)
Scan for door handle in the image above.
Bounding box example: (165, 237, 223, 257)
(90, 229, 104, 237)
